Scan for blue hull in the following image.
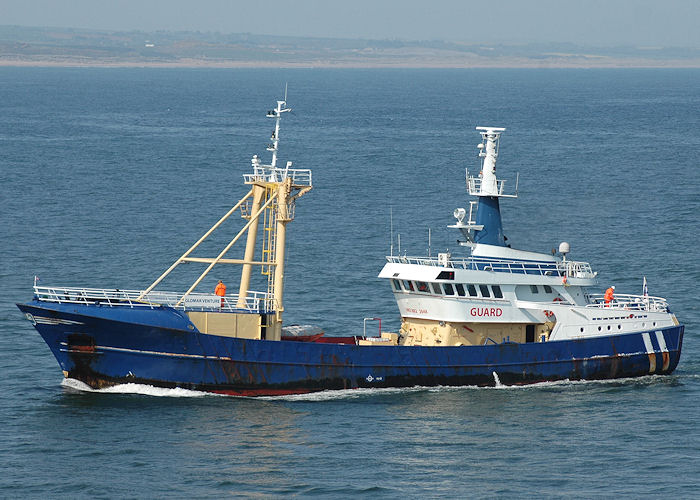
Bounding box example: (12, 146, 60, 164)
(17, 301, 684, 396)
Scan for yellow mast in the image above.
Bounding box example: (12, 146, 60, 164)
(270, 178, 291, 340)
(138, 96, 311, 339)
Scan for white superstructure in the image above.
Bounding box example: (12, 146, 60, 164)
(378, 127, 678, 347)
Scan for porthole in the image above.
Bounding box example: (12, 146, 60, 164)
(618, 325, 622, 329)
(598, 326, 602, 331)
(607, 325, 611, 330)
(653, 322, 656, 326)
(580, 327, 584, 333)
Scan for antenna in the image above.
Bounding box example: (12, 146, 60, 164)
(428, 228, 432, 257)
(267, 95, 291, 168)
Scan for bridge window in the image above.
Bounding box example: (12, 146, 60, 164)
(402, 280, 414, 292)
(455, 283, 466, 296)
(443, 283, 455, 295)
(479, 285, 490, 297)
(416, 281, 430, 293)
(391, 279, 401, 291)
(492, 285, 503, 298)
(431, 283, 443, 294)
(467, 284, 477, 296)
(543, 285, 553, 294)
(530, 285, 539, 294)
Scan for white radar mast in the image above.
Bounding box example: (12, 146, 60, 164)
(467, 126, 518, 199)
(451, 127, 519, 246)
(266, 90, 291, 168)
(475, 127, 505, 196)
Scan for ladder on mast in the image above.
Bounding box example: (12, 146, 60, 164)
(260, 186, 278, 309)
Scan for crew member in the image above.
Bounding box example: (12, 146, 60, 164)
(604, 285, 615, 306)
(215, 280, 227, 308)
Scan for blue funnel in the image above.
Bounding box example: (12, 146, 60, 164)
(473, 196, 505, 246)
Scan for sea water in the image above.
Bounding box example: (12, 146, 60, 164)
(1, 68, 699, 497)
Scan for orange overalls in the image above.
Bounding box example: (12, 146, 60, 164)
(604, 287, 614, 305)
(215, 282, 226, 308)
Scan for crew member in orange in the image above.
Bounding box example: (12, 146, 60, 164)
(215, 280, 226, 308)
(604, 285, 615, 306)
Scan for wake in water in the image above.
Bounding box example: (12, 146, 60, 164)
(61, 378, 218, 397)
(60, 373, 680, 400)
(262, 374, 680, 401)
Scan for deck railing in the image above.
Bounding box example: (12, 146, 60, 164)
(386, 255, 595, 279)
(32, 286, 273, 313)
(585, 293, 669, 312)
(467, 177, 509, 196)
(243, 166, 312, 186)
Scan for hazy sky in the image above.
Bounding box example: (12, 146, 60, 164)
(3, 0, 700, 47)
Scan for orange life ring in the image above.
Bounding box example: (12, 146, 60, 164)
(553, 297, 563, 303)
(544, 310, 554, 318)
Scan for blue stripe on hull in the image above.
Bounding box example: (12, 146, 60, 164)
(17, 301, 684, 395)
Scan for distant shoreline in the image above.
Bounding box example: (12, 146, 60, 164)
(3, 59, 700, 69)
(3, 25, 700, 70)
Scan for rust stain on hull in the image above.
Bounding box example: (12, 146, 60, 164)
(647, 353, 656, 374)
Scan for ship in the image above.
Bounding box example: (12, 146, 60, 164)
(17, 98, 684, 396)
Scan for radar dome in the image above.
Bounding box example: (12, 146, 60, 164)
(559, 242, 570, 255)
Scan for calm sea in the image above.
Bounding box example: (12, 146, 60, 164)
(1, 68, 699, 498)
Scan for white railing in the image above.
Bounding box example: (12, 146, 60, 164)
(561, 260, 596, 279)
(243, 166, 312, 186)
(32, 286, 273, 313)
(386, 255, 595, 278)
(467, 176, 509, 196)
(585, 293, 669, 312)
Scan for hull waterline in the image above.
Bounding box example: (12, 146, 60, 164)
(17, 301, 684, 396)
